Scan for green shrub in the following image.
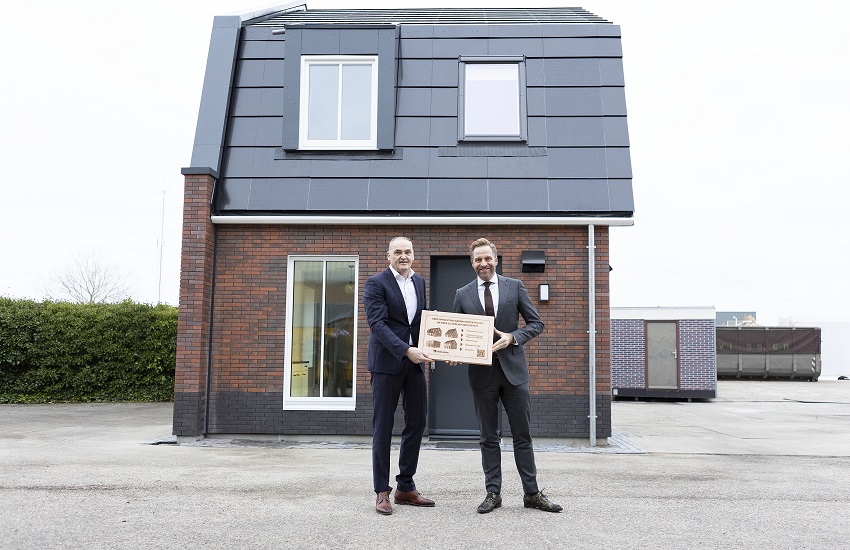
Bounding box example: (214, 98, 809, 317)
(0, 298, 177, 403)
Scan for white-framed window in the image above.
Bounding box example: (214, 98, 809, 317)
(283, 256, 358, 410)
(458, 57, 527, 141)
(298, 56, 379, 150)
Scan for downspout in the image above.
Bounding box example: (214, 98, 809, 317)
(588, 224, 597, 446)
(203, 221, 219, 436)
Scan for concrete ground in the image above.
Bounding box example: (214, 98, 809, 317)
(1, 380, 848, 549)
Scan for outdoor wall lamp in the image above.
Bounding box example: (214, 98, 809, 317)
(539, 284, 550, 302)
(521, 250, 545, 273)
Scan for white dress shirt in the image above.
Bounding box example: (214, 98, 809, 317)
(390, 266, 417, 343)
(477, 276, 498, 317)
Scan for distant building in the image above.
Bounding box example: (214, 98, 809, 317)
(611, 307, 717, 399)
(716, 311, 757, 326)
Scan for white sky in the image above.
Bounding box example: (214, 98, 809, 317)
(2, 1, 848, 370)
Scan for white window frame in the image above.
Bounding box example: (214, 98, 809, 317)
(283, 255, 358, 411)
(298, 55, 379, 150)
(458, 56, 528, 142)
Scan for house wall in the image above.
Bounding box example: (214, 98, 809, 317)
(610, 319, 645, 389)
(174, 215, 612, 438)
(173, 172, 216, 436)
(177, 11, 632, 439)
(679, 319, 717, 391)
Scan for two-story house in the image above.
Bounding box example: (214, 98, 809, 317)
(175, 4, 634, 443)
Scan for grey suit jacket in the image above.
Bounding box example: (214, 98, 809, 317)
(453, 275, 544, 388)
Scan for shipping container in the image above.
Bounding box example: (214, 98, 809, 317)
(716, 326, 821, 380)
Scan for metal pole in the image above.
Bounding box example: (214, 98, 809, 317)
(157, 189, 166, 304)
(588, 224, 597, 446)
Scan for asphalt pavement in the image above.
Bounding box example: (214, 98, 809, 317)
(1, 380, 848, 549)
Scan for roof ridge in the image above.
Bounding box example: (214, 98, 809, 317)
(249, 6, 610, 27)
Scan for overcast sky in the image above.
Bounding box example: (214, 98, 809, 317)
(2, 1, 848, 370)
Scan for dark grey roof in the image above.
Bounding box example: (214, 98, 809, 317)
(186, 5, 633, 221)
(251, 7, 610, 27)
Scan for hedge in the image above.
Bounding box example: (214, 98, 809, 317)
(0, 298, 177, 403)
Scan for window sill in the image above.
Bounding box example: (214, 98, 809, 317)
(439, 144, 546, 157)
(283, 399, 357, 411)
(459, 136, 526, 142)
(276, 147, 401, 160)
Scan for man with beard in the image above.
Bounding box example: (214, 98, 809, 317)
(452, 237, 562, 514)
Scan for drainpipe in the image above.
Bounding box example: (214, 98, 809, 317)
(588, 225, 597, 446)
(203, 221, 219, 436)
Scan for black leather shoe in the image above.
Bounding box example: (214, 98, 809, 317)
(477, 491, 502, 514)
(523, 490, 562, 512)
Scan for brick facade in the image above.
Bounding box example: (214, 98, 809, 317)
(173, 207, 613, 438)
(678, 319, 717, 391)
(611, 319, 646, 389)
(173, 172, 216, 436)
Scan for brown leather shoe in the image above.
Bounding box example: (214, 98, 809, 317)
(375, 491, 392, 515)
(393, 489, 435, 507)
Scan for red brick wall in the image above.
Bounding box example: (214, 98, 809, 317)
(173, 211, 613, 436)
(172, 174, 216, 436)
(205, 224, 610, 402)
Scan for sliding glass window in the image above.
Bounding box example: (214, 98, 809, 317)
(284, 256, 358, 410)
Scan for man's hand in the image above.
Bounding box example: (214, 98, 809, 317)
(492, 328, 514, 351)
(445, 329, 513, 363)
(405, 346, 433, 364)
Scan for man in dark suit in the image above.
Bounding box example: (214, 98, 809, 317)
(363, 236, 435, 515)
(452, 237, 562, 514)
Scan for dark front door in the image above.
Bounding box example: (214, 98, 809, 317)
(428, 256, 500, 439)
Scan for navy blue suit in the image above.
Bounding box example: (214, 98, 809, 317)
(364, 267, 428, 494)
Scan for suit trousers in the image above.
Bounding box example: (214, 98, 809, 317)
(471, 357, 539, 495)
(370, 360, 427, 493)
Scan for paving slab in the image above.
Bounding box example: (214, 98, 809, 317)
(613, 380, 850, 456)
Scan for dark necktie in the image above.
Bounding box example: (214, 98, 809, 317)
(483, 281, 495, 317)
